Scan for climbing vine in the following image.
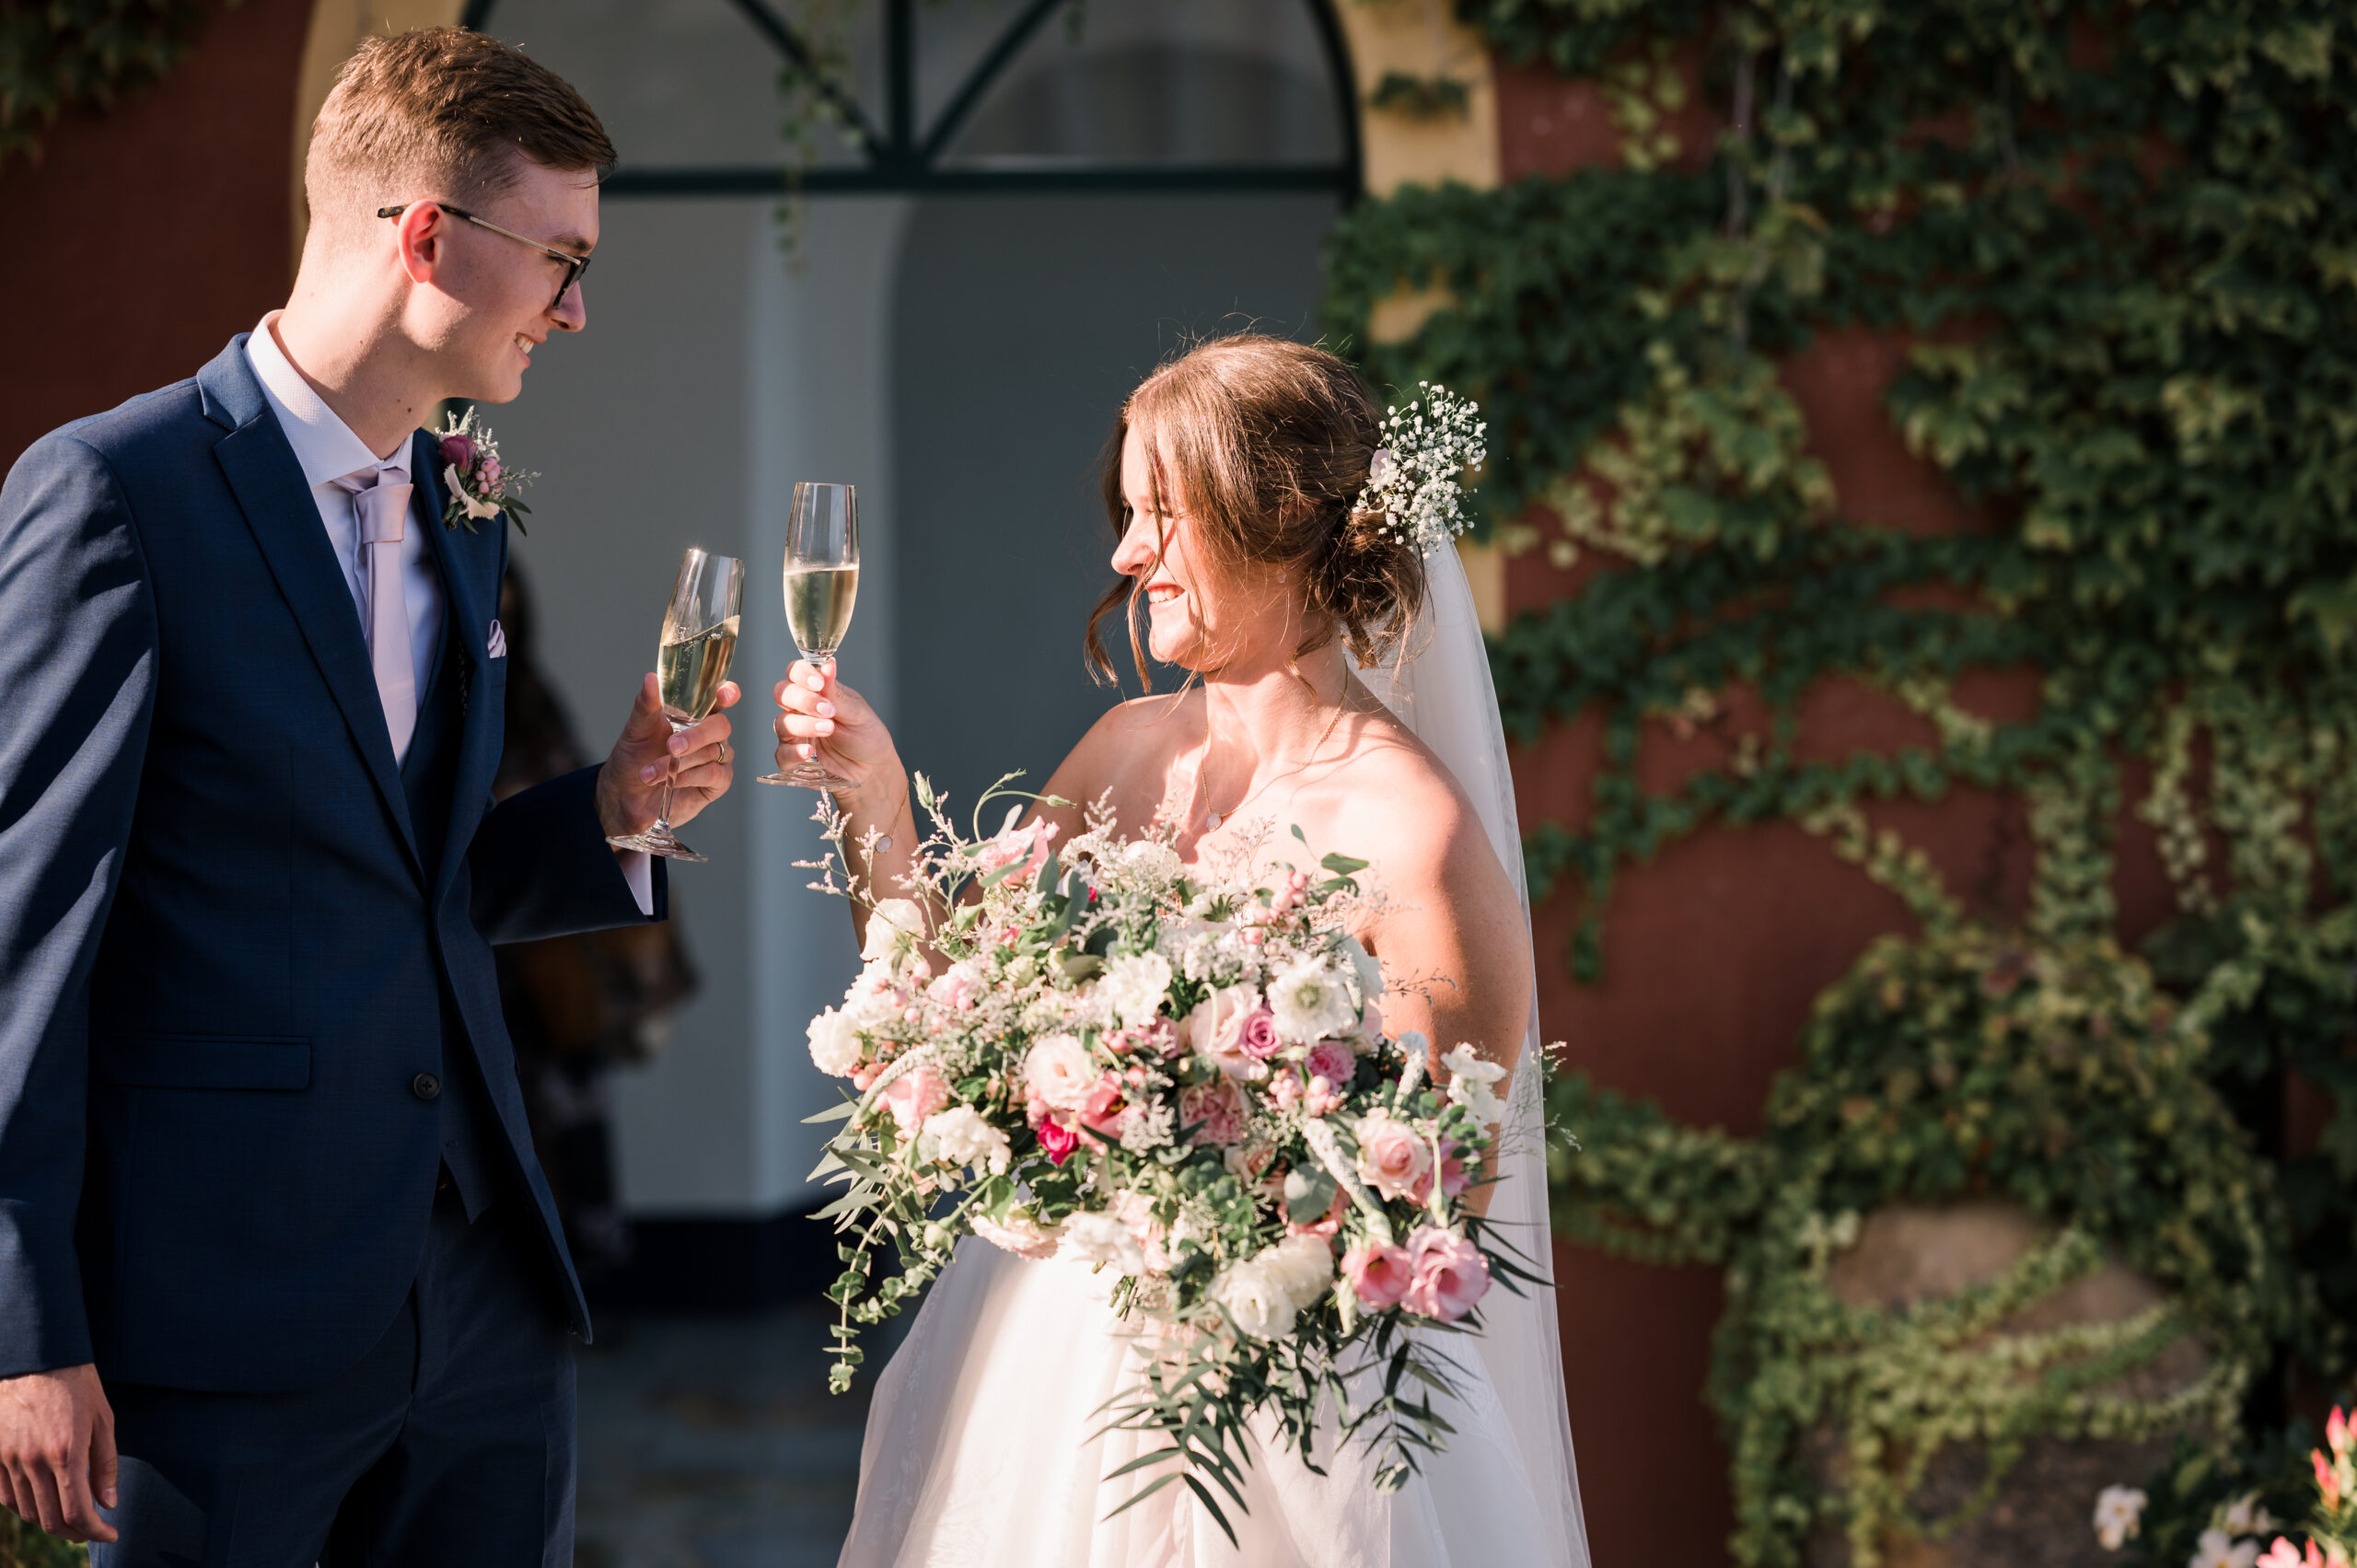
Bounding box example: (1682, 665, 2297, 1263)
(1324, 0, 2357, 1559)
(0, 0, 232, 162)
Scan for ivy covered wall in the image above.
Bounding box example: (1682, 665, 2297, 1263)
(1327, 2, 2356, 1562)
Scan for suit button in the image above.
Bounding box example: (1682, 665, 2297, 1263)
(412, 1073, 442, 1101)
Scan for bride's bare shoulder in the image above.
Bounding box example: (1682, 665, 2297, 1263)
(1327, 709, 1498, 887)
(1041, 690, 1202, 812)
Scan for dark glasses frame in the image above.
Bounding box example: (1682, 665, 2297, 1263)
(377, 201, 591, 311)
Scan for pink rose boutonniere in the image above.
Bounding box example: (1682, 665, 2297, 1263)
(433, 407, 538, 534)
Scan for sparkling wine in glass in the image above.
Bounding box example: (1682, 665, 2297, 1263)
(760, 482, 859, 790)
(608, 545, 744, 862)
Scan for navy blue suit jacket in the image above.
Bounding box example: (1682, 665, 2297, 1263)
(0, 338, 662, 1391)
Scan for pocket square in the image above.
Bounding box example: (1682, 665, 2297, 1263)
(486, 619, 507, 659)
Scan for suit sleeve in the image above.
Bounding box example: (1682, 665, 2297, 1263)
(0, 436, 157, 1376)
(468, 766, 668, 945)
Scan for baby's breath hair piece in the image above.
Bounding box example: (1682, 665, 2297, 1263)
(1353, 382, 1487, 555)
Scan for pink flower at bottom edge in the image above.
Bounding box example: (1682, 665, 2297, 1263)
(1341, 1241, 1413, 1311)
(1399, 1226, 1490, 1322)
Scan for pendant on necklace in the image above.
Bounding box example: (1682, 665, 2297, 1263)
(1205, 811, 1223, 830)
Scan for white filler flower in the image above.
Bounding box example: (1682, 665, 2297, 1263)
(923, 1106, 1011, 1174)
(1058, 1212, 1146, 1276)
(2092, 1485, 2146, 1551)
(1269, 956, 1356, 1044)
(1441, 1043, 1510, 1125)
(1100, 950, 1175, 1030)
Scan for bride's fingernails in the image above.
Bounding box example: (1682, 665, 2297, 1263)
(805, 675, 825, 691)
(817, 702, 835, 717)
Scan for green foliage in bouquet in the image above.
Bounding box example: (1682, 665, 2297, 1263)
(0, 0, 234, 162)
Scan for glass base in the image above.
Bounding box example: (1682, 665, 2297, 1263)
(758, 759, 855, 791)
(607, 825, 706, 863)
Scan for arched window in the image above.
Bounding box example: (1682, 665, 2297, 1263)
(464, 0, 1360, 198)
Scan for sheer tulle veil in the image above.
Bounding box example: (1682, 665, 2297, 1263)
(1358, 545, 1593, 1568)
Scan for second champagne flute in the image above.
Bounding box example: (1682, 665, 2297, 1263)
(760, 481, 859, 790)
(608, 545, 744, 862)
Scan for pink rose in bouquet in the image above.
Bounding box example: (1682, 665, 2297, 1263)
(1341, 1240, 1415, 1310)
(1024, 1034, 1097, 1111)
(1189, 984, 1266, 1078)
(1238, 1006, 1283, 1060)
(1353, 1109, 1434, 1202)
(1305, 1040, 1356, 1088)
(1400, 1226, 1490, 1322)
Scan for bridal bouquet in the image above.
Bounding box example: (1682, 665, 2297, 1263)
(801, 780, 1541, 1536)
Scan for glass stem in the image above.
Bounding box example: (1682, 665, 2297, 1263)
(656, 720, 683, 833)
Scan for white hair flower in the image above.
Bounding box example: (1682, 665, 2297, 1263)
(1352, 382, 1487, 555)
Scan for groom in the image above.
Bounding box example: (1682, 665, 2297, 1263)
(0, 28, 736, 1564)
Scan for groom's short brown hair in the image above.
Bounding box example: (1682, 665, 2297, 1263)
(307, 28, 615, 228)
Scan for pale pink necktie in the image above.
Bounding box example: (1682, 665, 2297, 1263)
(335, 465, 417, 761)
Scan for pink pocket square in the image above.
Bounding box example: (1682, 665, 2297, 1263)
(486, 619, 507, 659)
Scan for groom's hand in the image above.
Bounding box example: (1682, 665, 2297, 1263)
(596, 672, 741, 840)
(0, 1364, 118, 1543)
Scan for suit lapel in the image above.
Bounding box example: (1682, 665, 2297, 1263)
(415, 438, 502, 904)
(204, 350, 423, 875)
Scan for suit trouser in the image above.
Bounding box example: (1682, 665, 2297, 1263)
(91, 1186, 576, 1568)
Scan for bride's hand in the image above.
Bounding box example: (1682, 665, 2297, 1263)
(775, 658, 898, 803)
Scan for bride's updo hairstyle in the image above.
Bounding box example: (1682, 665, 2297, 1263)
(1086, 334, 1427, 687)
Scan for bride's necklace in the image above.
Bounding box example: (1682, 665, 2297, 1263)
(1196, 699, 1349, 831)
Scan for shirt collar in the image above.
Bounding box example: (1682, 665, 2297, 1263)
(244, 311, 406, 486)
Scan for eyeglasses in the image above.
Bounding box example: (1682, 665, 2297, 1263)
(377, 201, 592, 312)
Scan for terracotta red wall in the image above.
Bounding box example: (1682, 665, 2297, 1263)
(0, 0, 314, 472)
(1495, 58, 2182, 1567)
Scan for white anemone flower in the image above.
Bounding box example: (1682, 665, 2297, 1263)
(1268, 956, 1356, 1044)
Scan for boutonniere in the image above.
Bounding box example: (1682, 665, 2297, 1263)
(432, 408, 537, 534)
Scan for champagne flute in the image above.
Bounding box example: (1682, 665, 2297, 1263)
(759, 482, 859, 790)
(608, 545, 745, 862)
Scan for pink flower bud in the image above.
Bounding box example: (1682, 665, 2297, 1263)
(438, 433, 478, 470)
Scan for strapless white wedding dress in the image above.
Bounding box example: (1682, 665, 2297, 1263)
(830, 548, 1589, 1568)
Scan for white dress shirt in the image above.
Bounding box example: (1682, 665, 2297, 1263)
(246, 313, 443, 740)
(244, 315, 656, 914)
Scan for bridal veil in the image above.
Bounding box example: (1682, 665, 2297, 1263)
(1358, 543, 1593, 1568)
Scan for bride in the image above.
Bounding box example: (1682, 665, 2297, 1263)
(772, 335, 1590, 1567)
